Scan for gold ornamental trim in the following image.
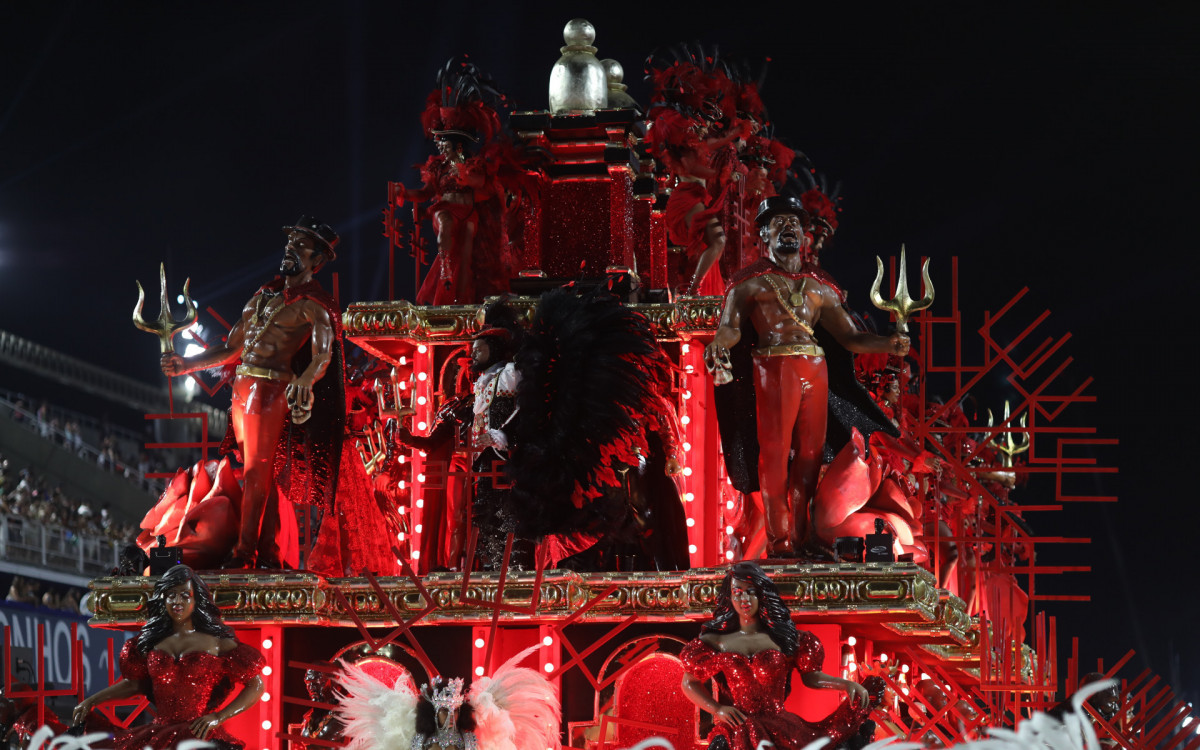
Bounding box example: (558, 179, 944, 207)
(342, 296, 724, 346)
(86, 562, 958, 635)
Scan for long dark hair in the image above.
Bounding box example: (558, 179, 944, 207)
(136, 564, 234, 655)
(700, 561, 799, 657)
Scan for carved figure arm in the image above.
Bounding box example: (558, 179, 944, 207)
(160, 316, 246, 376)
(681, 673, 746, 727)
(72, 677, 146, 725)
(704, 283, 749, 369)
(799, 669, 869, 706)
(190, 641, 265, 740)
(285, 301, 334, 408)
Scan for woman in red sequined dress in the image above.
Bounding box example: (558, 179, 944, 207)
(681, 562, 873, 750)
(72, 565, 265, 750)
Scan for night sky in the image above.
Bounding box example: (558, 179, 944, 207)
(1, 2, 1195, 707)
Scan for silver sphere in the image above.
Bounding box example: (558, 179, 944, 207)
(550, 18, 607, 113)
(563, 18, 596, 48)
(601, 58, 624, 84)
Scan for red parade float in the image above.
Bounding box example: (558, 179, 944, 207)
(4, 18, 1191, 750)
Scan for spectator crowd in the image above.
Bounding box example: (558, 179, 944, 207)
(2, 574, 86, 616)
(0, 452, 139, 546)
(4, 391, 169, 495)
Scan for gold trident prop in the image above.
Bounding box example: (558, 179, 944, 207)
(356, 422, 388, 476)
(869, 245, 934, 333)
(987, 401, 1031, 468)
(374, 367, 416, 421)
(133, 263, 197, 353)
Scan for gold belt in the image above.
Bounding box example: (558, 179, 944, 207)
(236, 364, 293, 382)
(752, 343, 825, 358)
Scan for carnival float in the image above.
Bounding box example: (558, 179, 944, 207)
(3, 18, 1189, 750)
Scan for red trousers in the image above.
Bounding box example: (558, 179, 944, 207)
(752, 354, 828, 554)
(230, 375, 289, 562)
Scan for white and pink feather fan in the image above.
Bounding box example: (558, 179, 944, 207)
(336, 659, 421, 750)
(468, 644, 562, 750)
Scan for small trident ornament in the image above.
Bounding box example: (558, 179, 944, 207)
(133, 263, 197, 353)
(356, 422, 388, 476)
(988, 400, 1031, 468)
(869, 245, 934, 333)
(375, 367, 416, 421)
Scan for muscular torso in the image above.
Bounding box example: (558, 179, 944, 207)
(238, 292, 318, 371)
(739, 273, 830, 347)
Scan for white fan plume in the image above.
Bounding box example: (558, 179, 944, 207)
(336, 660, 421, 750)
(469, 644, 562, 750)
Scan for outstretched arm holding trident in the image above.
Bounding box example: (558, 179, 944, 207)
(133, 262, 198, 413)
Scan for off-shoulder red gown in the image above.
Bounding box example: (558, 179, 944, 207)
(680, 632, 870, 750)
(111, 640, 264, 750)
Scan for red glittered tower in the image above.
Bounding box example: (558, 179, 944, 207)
(508, 109, 666, 288)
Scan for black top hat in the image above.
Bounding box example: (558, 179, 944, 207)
(282, 215, 340, 259)
(754, 195, 810, 227)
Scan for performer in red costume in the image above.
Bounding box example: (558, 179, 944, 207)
(72, 565, 264, 749)
(645, 50, 756, 296)
(395, 57, 517, 306)
(705, 196, 909, 557)
(681, 562, 874, 750)
(161, 216, 344, 569)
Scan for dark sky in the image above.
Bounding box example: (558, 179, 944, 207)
(1, 2, 1196, 706)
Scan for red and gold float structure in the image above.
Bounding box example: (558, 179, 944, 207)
(6, 19, 1194, 750)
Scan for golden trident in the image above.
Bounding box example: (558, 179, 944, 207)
(374, 367, 416, 422)
(133, 263, 198, 353)
(358, 368, 416, 476)
(987, 400, 1031, 468)
(869, 245, 934, 333)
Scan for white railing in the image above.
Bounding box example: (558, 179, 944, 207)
(0, 513, 122, 577)
(0, 391, 167, 496)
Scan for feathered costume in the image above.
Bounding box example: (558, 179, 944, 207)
(645, 46, 799, 291)
(644, 46, 743, 294)
(336, 645, 560, 750)
(410, 57, 521, 306)
(504, 285, 680, 569)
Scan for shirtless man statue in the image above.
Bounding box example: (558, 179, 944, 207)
(705, 196, 909, 557)
(161, 216, 340, 568)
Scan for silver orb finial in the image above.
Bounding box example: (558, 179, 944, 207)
(601, 58, 638, 110)
(601, 58, 624, 83)
(549, 18, 608, 113)
(563, 18, 596, 48)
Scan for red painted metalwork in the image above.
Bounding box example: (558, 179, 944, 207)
(2, 623, 86, 732)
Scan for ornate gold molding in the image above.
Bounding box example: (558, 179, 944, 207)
(342, 296, 724, 346)
(87, 563, 960, 637)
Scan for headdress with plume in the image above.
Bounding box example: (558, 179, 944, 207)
(421, 56, 504, 144)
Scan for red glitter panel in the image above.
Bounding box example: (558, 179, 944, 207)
(608, 167, 635, 270)
(610, 653, 698, 750)
(631, 197, 655, 287)
(541, 180, 614, 277)
(650, 210, 669, 292)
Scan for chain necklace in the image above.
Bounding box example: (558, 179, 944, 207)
(763, 274, 815, 336)
(247, 295, 289, 352)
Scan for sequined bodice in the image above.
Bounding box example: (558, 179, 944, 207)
(119, 640, 263, 726)
(680, 632, 825, 715)
(146, 650, 231, 722)
(707, 649, 791, 713)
